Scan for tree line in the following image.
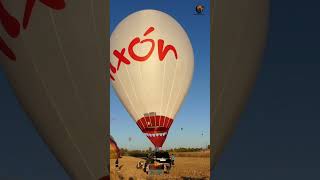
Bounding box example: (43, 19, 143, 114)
(120, 145, 210, 157)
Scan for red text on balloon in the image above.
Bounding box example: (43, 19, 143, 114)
(110, 26, 178, 81)
(0, 0, 66, 61)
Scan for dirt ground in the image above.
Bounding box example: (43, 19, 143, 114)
(110, 156, 210, 180)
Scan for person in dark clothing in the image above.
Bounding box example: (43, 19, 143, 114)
(171, 154, 175, 166)
(115, 158, 119, 169)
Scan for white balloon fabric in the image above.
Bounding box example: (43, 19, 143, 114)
(212, 0, 269, 165)
(0, 1, 108, 180)
(110, 10, 194, 148)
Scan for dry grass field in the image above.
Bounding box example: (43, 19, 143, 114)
(169, 150, 210, 158)
(110, 152, 210, 180)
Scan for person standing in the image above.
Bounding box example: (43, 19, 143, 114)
(115, 158, 119, 170)
(171, 154, 175, 166)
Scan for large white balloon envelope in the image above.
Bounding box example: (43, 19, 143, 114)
(110, 10, 194, 148)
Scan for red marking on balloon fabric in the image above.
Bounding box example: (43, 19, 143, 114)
(109, 63, 117, 81)
(0, 2, 20, 37)
(0, 1, 19, 60)
(143, 26, 154, 36)
(113, 48, 131, 70)
(23, 0, 66, 29)
(0, 37, 16, 61)
(128, 37, 155, 62)
(110, 26, 179, 81)
(0, 0, 66, 61)
(40, 0, 66, 10)
(110, 63, 116, 73)
(158, 39, 178, 61)
(110, 74, 115, 81)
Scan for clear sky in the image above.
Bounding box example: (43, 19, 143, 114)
(110, 0, 211, 150)
(2, 0, 320, 180)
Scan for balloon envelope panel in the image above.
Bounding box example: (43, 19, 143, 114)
(212, 0, 269, 164)
(0, 1, 108, 179)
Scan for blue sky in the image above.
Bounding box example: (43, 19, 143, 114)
(110, 0, 211, 150)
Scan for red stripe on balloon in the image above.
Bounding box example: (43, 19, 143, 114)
(155, 116, 159, 126)
(168, 119, 173, 128)
(136, 116, 173, 147)
(164, 117, 168, 128)
(137, 121, 143, 131)
(140, 118, 147, 128)
(151, 116, 155, 126)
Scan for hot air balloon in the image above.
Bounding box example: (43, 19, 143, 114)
(110, 136, 120, 159)
(212, 0, 269, 166)
(195, 5, 205, 15)
(0, 1, 108, 180)
(110, 10, 194, 149)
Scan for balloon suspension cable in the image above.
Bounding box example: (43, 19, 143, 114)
(154, 146, 160, 152)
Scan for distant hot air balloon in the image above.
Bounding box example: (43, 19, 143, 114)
(195, 5, 205, 14)
(110, 10, 194, 148)
(212, 0, 269, 166)
(110, 136, 120, 159)
(0, 1, 108, 180)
